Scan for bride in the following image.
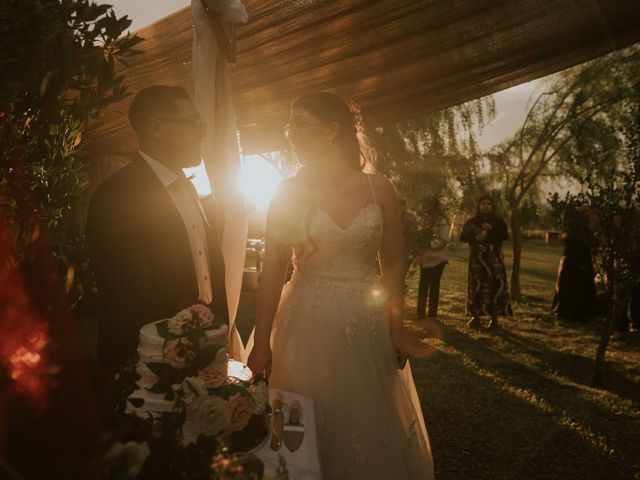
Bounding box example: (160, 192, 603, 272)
(247, 92, 435, 479)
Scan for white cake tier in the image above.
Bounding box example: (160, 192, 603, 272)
(136, 349, 230, 389)
(127, 359, 254, 417)
(126, 387, 175, 416)
(137, 319, 228, 363)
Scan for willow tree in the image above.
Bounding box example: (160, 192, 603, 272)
(485, 45, 640, 301)
(369, 97, 495, 250)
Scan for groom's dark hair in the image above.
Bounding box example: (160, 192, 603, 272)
(128, 85, 190, 136)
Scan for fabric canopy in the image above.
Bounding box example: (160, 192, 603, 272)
(86, 0, 640, 155)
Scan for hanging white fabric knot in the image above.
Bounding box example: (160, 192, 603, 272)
(201, 0, 248, 24)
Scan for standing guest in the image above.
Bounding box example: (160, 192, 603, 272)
(551, 205, 598, 322)
(460, 196, 512, 329)
(417, 198, 450, 321)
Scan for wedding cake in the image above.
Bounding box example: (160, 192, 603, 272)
(124, 304, 269, 446)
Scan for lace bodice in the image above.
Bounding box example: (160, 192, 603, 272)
(292, 203, 383, 281)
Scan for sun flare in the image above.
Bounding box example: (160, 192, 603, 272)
(238, 155, 282, 210)
(184, 156, 282, 210)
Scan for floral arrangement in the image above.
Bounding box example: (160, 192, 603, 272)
(173, 372, 270, 446)
(102, 304, 276, 479)
(138, 304, 227, 401)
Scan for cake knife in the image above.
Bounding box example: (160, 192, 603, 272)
(270, 397, 284, 451)
(283, 400, 304, 452)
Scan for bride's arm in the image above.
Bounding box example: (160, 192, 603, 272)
(374, 176, 409, 366)
(248, 184, 295, 375)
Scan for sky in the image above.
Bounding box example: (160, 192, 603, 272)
(108, 0, 540, 152)
(109, 0, 190, 32)
(476, 81, 540, 151)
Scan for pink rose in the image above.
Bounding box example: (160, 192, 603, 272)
(226, 393, 253, 433)
(198, 366, 228, 389)
(190, 304, 215, 328)
(163, 338, 197, 369)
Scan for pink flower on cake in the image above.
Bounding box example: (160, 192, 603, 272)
(167, 309, 193, 335)
(226, 393, 254, 433)
(198, 366, 228, 388)
(163, 338, 197, 369)
(196, 396, 231, 436)
(190, 304, 215, 328)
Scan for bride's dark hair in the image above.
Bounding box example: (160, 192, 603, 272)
(291, 92, 376, 172)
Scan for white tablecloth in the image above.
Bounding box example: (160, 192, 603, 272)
(255, 388, 322, 480)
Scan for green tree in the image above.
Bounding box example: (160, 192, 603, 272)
(370, 98, 495, 232)
(549, 92, 640, 385)
(485, 46, 640, 301)
(0, 0, 142, 305)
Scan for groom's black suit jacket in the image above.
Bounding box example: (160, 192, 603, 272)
(86, 156, 228, 372)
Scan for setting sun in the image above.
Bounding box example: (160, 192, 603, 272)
(238, 155, 282, 210)
(184, 156, 282, 210)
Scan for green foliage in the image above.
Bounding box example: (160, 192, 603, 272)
(0, 0, 142, 305)
(481, 45, 640, 300)
(548, 88, 640, 384)
(486, 45, 640, 210)
(369, 97, 496, 221)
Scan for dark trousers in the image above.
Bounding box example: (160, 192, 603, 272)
(417, 261, 447, 318)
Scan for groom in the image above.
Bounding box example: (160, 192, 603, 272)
(87, 85, 228, 372)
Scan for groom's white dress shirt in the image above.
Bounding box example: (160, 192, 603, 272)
(140, 150, 213, 303)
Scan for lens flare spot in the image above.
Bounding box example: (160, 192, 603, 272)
(367, 287, 387, 307)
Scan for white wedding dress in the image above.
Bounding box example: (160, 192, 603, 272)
(268, 178, 435, 479)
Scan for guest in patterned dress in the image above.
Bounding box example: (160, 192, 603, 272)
(460, 196, 512, 329)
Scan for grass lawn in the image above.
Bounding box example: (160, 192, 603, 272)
(76, 239, 639, 478)
(235, 239, 640, 480)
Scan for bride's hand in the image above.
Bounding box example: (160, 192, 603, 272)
(391, 327, 433, 369)
(391, 329, 411, 369)
(247, 343, 272, 379)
